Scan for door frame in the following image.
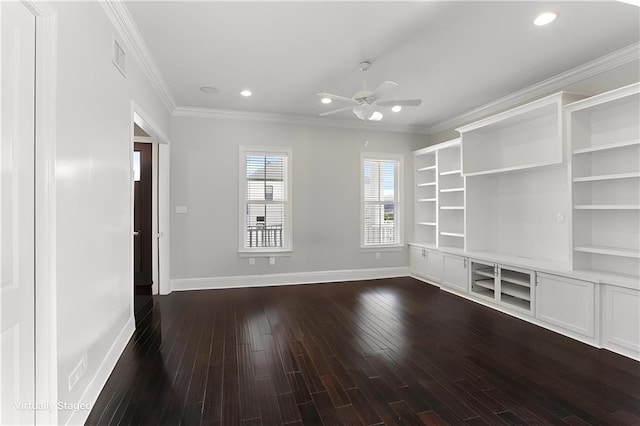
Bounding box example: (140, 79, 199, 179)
(130, 102, 170, 302)
(23, 0, 58, 424)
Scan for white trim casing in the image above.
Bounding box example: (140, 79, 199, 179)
(26, 1, 59, 424)
(65, 318, 135, 426)
(430, 42, 640, 135)
(131, 102, 171, 296)
(171, 267, 410, 291)
(173, 106, 431, 135)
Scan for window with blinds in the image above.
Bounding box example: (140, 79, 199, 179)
(362, 154, 402, 246)
(240, 147, 292, 251)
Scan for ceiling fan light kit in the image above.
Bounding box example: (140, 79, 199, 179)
(318, 60, 422, 122)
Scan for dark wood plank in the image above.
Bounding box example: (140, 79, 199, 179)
(87, 278, 640, 426)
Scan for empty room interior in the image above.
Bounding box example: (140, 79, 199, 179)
(2, 1, 640, 425)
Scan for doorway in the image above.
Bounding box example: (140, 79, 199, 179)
(133, 139, 153, 295)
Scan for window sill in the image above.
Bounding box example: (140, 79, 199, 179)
(360, 244, 405, 252)
(238, 250, 293, 258)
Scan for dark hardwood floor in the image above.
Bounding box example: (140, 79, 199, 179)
(86, 277, 640, 425)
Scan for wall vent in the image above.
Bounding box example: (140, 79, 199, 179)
(112, 38, 126, 78)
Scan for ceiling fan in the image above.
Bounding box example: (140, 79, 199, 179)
(317, 61, 422, 121)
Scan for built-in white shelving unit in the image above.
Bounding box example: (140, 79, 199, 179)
(437, 142, 465, 250)
(410, 84, 640, 361)
(567, 82, 640, 281)
(413, 149, 438, 246)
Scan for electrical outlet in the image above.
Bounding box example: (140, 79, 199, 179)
(556, 213, 565, 223)
(248, 257, 255, 266)
(269, 257, 276, 265)
(68, 353, 87, 391)
(175, 206, 187, 214)
(375, 252, 381, 259)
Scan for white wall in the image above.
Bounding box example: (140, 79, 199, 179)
(52, 2, 170, 424)
(170, 117, 426, 285)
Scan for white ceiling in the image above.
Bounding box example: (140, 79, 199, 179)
(125, 1, 639, 132)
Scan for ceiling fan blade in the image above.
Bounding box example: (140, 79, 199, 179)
(377, 99, 422, 107)
(371, 81, 399, 100)
(318, 105, 355, 117)
(317, 93, 357, 104)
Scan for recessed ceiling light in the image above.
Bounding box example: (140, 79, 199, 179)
(391, 105, 402, 113)
(534, 12, 557, 26)
(200, 86, 219, 94)
(240, 90, 252, 97)
(321, 97, 332, 104)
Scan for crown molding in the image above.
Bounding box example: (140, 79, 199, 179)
(172, 106, 432, 135)
(428, 42, 640, 135)
(101, 1, 176, 113)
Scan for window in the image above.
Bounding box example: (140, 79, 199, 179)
(239, 146, 292, 252)
(362, 153, 403, 247)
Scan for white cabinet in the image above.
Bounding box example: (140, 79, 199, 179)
(442, 254, 468, 293)
(536, 273, 596, 340)
(602, 285, 640, 360)
(567, 83, 640, 283)
(458, 92, 584, 176)
(410, 245, 442, 285)
(469, 260, 534, 315)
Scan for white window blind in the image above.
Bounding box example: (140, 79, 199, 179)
(362, 155, 401, 246)
(240, 148, 291, 251)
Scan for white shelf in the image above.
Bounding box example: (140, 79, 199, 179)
(574, 245, 640, 259)
(474, 269, 495, 279)
(500, 296, 530, 311)
(440, 232, 464, 238)
(500, 283, 531, 301)
(417, 165, 437, 172)
(573, 139, 640, 155)
(440, 206, 464, 210)
(417, 222, 437, 226)
(573, 172, 640, 182)
(472, 287, 495, 298)
(574, 205, 640, 210)
(417, 198, 437, 202)
(417, 182, 437, 187)
(473, 279, 495, 290)
(500, 271, 530, 287)
(462, 161, 560, 177)
(440, 187, 464, 193)
(440, 169, 461, 176)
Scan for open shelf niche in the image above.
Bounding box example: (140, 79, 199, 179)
(437, 142, 465, 249)
(458, 92, 585, 176)
(567, 82, 640, 281)
(413, 148, 438, 246)
(460, 92, 585, 266)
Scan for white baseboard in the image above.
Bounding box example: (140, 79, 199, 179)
(66, 316, 135, 425)
(171, 266, 410, 291)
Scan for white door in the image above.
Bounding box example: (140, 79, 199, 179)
(1, 2, 37, 424)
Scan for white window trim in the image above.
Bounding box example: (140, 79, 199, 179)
(239, 145, 293, 255)
(360, 152, 404, 249)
